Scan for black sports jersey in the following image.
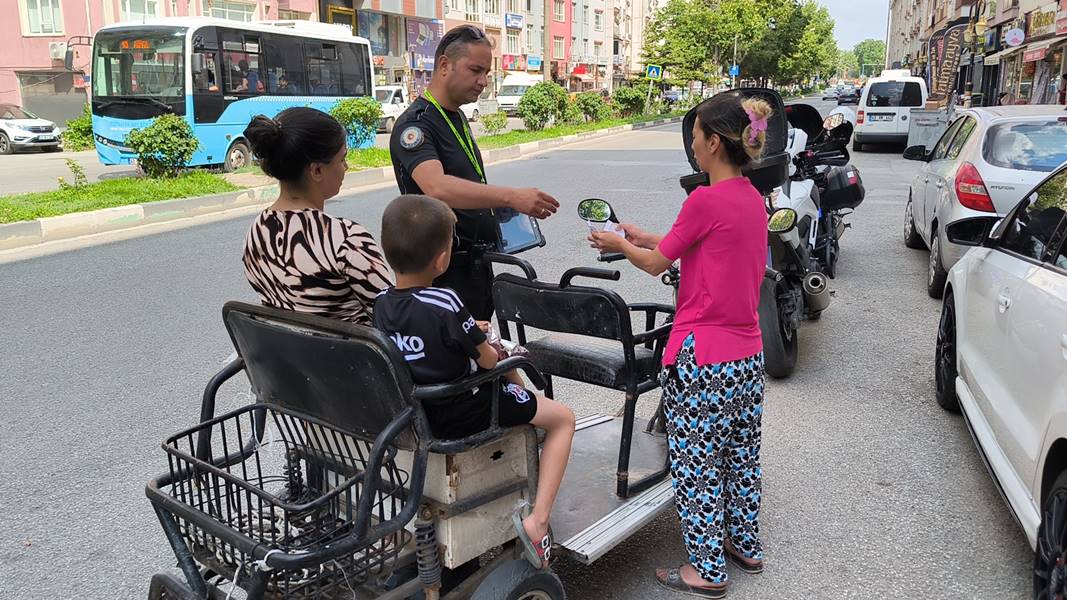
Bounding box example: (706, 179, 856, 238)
(389, 96, 497, 249)
(373, 286, 487, 390)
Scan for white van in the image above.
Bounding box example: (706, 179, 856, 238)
(853, 71, 928, 151)
(497, 73, 543, 116)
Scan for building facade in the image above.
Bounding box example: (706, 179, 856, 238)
(887, 0, 1067, 106)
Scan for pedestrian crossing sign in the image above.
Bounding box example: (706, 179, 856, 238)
(646, 64, 663, 80)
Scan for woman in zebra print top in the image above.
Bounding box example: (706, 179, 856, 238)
(241, 108, 392, 325)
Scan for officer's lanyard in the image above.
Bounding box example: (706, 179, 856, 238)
(423, 90, 485, 183)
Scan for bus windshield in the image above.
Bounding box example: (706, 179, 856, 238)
(93, 27, 186, 117)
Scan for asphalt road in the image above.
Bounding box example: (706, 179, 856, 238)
(0, 98, 1032, 599)
(0, 117, 524, 196)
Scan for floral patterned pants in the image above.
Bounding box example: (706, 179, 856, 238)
(660, 334, 765, 583)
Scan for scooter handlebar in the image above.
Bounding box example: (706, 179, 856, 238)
(560, 266, 622, 288)
(596, 252, 627, 263)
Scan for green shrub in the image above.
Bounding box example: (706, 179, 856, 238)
(562, 98, 585, 125)
(517, 82, 568, 131)
(62, 103, 94, 152)
(57, 158, 88, 190)
(330, 97, 382, 147)
(612, 86, 646, 117)
(480, 111, 509, 135)
(126, 114, 199, 178)
(575, 92, 610, 122)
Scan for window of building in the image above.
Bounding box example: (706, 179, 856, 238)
(122, 0, 159, 21)
(526, 23, 540, 52)
(553, 0, 564, 21)
(506, 31, 520, 54)
(506, 0, 521, 13)
(465, 0, 480, 22)
(594, 10, 603, 30)
(582, 6, 588, 24)
(203, 0, 253, 21)
(278, 9, 311, 20)
(485, 0, 500, 15)
(448, 0, 461, 14)
(553, 35, 564, 58)
(526, 0, 532, 12)
(594, 41, 602, 58)
(23, 0, 63, 34)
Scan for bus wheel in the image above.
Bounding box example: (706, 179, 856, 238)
(224, 141, 251, 172)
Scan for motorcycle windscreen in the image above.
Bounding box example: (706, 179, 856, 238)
(682, 88, 790, 195)
(784, 103, 823, 140)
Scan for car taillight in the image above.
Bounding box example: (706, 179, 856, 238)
(954, 162, 995, 212)
(857, 110, 864, 124)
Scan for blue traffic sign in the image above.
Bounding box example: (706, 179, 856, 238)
(729, 64, 740, 77)
(646, 64, 663, 80)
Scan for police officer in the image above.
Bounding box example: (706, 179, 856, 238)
(390, 25, 559, 320)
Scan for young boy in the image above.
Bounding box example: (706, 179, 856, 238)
(374, 194, 575, 568)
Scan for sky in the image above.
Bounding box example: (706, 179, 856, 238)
(817, 0, 890, 51)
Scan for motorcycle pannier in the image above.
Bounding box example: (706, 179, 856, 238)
(821, 165, 865, 210)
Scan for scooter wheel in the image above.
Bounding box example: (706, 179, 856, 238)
(471, 559, 566, 600)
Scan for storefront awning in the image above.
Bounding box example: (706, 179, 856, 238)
(983, 46, 1023, 66)
(1023, 40, 1055, 62)
(570, 73, 594, 83)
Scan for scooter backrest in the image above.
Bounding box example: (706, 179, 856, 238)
(491, 273, 633, 341)
(222, 301, 421, 450)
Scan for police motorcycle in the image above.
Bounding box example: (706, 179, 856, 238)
(782, 103, 866, 279)
(145, 208, 684, 599)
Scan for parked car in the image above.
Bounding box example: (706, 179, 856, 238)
(497, 73, 542, 116)
(0, 104, 61, 154)
(822, 88, 839, 100)
(933, 163, 1067, 599)
(853, 72, 927, 150)
(902, 105, 1067, 297)
(376, 86, 410, 133)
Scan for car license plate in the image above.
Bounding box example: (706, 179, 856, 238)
(39, 135, 55, 141)
(870, 115, 894, 122)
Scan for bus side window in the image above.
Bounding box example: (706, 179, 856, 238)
(264, 33, 304, 95)
(340, 42, 370, 96)
(221, 32, 263, 94)
(305, 43, 340, 96)
(193, 52, 220, 93)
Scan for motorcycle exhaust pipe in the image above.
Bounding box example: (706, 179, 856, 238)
(803, 272, 831, 313)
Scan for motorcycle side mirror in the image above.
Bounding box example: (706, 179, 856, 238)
(768, 207, 798, 234)
(902, 145, 930, 162)
(63, 48, 74, 72)
(191, 53, 205, 75)
(823, 113, 845, 130)
(577, 198, 616, 223)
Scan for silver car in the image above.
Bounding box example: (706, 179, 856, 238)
(902, 105, 1067, 298)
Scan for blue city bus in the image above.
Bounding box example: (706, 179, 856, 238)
(88, 18, 375, 171)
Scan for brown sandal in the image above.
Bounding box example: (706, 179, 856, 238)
(654, 567, 727, 599)
(724, 542, 763, 575)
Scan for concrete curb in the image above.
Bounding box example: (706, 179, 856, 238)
(0, 115, 684, 251)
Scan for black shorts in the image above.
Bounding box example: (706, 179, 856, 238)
(422, 382, 538, 440)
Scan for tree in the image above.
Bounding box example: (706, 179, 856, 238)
(835, 48, 859, 79)
(741, 0, 838, 86)
(853, 38, 887, 78)
(641, 0, 715, 84)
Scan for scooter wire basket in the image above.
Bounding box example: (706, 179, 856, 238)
(156, 402, 413, 599)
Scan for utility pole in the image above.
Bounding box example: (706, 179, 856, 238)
(731, 34, 738, 88)
(544, 0, 553, 83)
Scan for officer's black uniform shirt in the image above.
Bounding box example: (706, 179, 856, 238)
(372, 286, 487, 395)
(389, 96, 497, 249)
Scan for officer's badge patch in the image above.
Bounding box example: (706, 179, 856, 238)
(399, 126, 424, 150)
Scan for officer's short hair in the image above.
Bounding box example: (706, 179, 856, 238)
(435, 25, 494, 64)
(381, 195, 457, 274)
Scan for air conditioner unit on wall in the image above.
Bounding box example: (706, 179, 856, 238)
(49, 42, 67, 60)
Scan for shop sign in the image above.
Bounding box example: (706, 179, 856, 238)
(373, 55, 386, 66)
(929, 23, 968, 101)
(1004, 27, 1026, 46)
(505, 13, 524, 29)
(1058, 9, 1067, 35)
(502, 54, 527, 70)
(407, 19, 444, 71)
(483, 14, 502, 28)
(1026, 6, 1057, 39)
(527, 55, 542, 69)
(1024, 47, 1048, 61)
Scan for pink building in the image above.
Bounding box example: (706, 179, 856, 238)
(2, 0, 318, 124)
(547, 0, 570, 85)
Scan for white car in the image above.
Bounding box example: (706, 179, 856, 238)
(935, 162, 1067, 596)
(0, 104, 62, 154)
(903, 106, 1067, 298)
(852, 72, 926, 150)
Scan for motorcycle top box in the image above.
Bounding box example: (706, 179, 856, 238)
(680, 88, 790, 196)
(821, 165, 865, 211)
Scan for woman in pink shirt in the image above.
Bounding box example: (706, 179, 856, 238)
(590, 94, 773, 598)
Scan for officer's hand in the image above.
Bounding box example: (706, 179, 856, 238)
(508, 188, 559, 219)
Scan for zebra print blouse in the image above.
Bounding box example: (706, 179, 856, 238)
(243, 208, 393, 325)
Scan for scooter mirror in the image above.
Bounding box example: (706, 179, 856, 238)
(823, 113, 845, 130)
(577, 198, 616, 223)
(768, 207, 798, 234)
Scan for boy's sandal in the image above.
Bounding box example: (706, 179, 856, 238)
(724, 543, 763, 574)
(511, 504, 552, 569)
(654, 567, 727, 599)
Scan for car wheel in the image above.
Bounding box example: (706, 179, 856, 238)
(0, 133, 11, 155)
(1035, 470, 1067, 600)
(383, 117, 395, 133)
(471, 109, 480, 122)
(904, 196, 926, 249)
(934, 290, 960, 412)
(927, 231, 949, 299)
(223, 140, 251, 172)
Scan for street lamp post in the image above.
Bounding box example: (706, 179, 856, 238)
(964, 0, 988, 106)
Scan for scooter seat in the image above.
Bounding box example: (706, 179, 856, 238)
(524, 333, 659, 391)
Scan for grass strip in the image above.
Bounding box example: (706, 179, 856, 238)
(0, 171, 238, 224)
(478, 111, 687, 149)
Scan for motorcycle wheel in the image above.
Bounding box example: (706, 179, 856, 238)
(758, 278, 798, 379)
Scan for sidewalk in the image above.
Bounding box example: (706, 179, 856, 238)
(0, 116, 683, 252)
